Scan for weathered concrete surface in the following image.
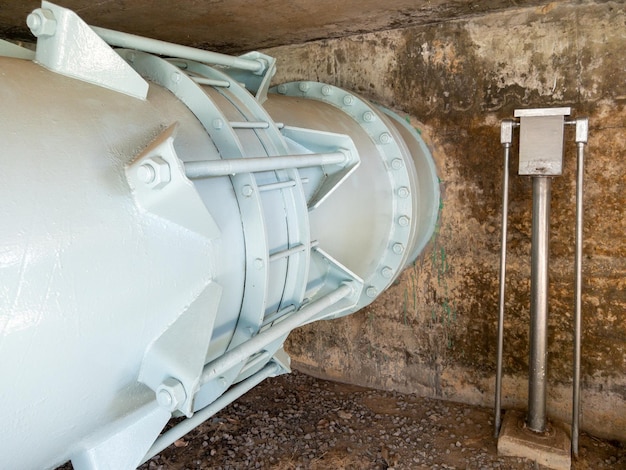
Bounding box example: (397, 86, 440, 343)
(265, 1, 626, 441)
(0, 0, 555, 53)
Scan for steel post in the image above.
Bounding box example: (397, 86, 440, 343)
(527, 176, 552, 432)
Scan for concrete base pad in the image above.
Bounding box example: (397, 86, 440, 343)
(497, 410, 571, 470)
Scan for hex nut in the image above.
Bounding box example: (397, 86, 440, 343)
(140, 156, 171, 190)
(156, 377, 187, 412)
(27, 8, 57, 37)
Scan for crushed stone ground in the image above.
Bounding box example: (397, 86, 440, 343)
(135, 370, 625, 470)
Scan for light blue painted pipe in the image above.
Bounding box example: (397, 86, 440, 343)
(0, 3, 439, 469)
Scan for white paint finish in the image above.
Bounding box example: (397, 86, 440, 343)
(32, 1, 148, 99)
(0, 59, 217, 470)
(0, 38, 34, 59)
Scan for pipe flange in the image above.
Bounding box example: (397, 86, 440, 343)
(271, 81, 417, 309)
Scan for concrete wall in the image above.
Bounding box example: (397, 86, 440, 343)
(265, 1, 626, 441)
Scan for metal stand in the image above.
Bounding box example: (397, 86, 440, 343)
(494, 108, 588, 466)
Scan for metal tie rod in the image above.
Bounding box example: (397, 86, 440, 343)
(494, 119, 516, 438)
(141, 361, 281, 464)
(571, 117, 588, 457)
(91, 26, 265, 73)
(185, 151, 350, 179)
(200, 282, 356, 385)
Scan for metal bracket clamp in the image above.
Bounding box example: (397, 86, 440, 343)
(125, 123, 221, 239)
(151, 56, 318, 383)
(169, 57, 312, 326)
(28, 1, 148, 100)
(514, 107, 571, 176)
(122, 50, 266, 402)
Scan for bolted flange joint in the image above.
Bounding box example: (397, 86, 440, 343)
(155, 377, 187, 412)
(27, 8, 57, 38)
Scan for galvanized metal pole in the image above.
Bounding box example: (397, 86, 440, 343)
(527, 176, 552, 433)
(572, 117, 588, 456)
(495, 120, 514, 438)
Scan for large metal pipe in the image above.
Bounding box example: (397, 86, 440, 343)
(527, 176, 552, 432)
(0, 3, 440, 469)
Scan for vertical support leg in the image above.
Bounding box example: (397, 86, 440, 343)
(495, 120, 514, 438)
(572, 118, 588, 456)
(528, 176, 551, 433)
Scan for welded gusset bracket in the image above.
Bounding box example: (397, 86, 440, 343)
(220, 51, 277, 103)
(125, 123, 221, 239)
(141, 361, 284, 466)
(70, 402, 170, 470)
(138, 282, 222, 417)
(28, 1, 148, 99)
(304, 247, 364, 321)
(280, 126, 361, 209)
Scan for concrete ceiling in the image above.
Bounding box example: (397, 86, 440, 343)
(1, 0, 550, 53)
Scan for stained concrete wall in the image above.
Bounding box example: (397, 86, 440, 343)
(265, 1, 626, 441)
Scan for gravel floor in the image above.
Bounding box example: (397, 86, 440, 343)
(136, 370, 626, 470)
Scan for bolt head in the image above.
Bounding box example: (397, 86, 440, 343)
(366, 286, 378, 298)
(392, 243, 405, 255)
(391, 158, 403, 170)
(156, 389, 173, 408)
(241, 185, 254, 197)
(343, 95, 355, 106)
(138, 156, 171, 190)
(156, 378, 186, 412)
(321, 85, 333, 96)
(397, 187, 410, 198)
(362, 111, 375, 123)
(277, 84, 288, 94)
(381, 266, 394, 279)
(298, 82, 310, 93)
(398, 215, 410, 227)
(27, 8, 56, 37)
(380, 133, 392, 144)
(137, 164, 156, 184)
